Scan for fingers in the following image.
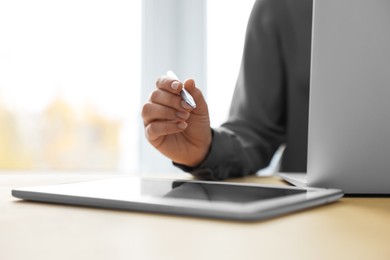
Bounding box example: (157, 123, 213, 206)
(142, 75, 210, 145)
(142, 88, 192, 143)
(142, 102, 190, 126)
(155, 75, 206, 113)
(145, 121, 188, 142)
(148, 89, 193, 112)
(155, 75, 183, 94)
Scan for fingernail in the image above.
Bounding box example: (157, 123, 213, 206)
(181, 100, 192, 110)
(176, 111, 190, 120)
(171, 81, 180, 90)
(177, 122, 187, 130)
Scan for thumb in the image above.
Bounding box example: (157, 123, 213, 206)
(183, 78, 208, 115)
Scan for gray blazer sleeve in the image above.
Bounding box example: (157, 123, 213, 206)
(175, 0, 286, 180)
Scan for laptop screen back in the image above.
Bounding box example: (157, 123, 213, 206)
(307, 0, 390, 193)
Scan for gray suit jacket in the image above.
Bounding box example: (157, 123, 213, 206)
(176, 0, 313, 180)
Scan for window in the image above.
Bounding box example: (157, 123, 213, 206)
(139, 0, 256, 174)
(0, 0, 141, 171)
(207, 0, 256, 127)
(0, 0, 263, 174)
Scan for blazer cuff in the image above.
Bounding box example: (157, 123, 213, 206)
(173, 127, 237, 180)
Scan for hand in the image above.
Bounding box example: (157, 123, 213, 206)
(142, 75, 212, 167)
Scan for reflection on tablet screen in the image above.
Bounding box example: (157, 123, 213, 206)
(164, 182, 305, 203)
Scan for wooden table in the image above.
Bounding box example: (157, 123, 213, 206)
(1, 172, 389, 260)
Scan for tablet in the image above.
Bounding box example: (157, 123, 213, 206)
(12, 176, 343, 221)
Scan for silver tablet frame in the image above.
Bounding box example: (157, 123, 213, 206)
(12, 176, 343, 221)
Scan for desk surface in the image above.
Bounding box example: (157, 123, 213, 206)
(1, 172, 389, 260)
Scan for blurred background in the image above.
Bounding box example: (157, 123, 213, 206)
(0, 0, 256, 174)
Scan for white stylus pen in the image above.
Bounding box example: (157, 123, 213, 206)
(167, 70, 197, 109)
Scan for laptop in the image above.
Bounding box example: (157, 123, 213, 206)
(280, 0, 390, 194)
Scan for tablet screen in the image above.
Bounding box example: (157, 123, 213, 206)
(140, 179, 306, 203)
(15, 177, 307, 204)
(165, 181, 305, 203)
